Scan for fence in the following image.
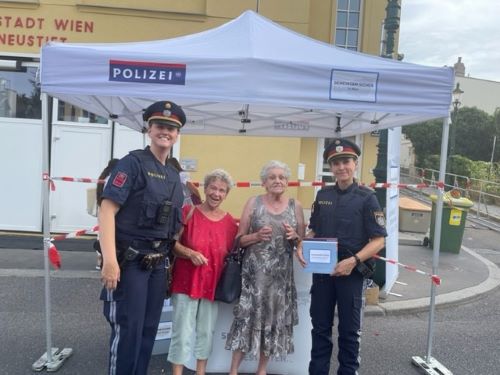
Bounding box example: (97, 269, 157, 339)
(400, 167, 500, 221)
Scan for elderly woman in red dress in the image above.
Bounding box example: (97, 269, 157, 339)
(167, 169, 238, 375)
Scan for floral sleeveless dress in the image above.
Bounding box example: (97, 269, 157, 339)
(225, 196, 299, 358)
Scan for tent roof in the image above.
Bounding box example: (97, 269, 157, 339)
(40, 10, 454, 137)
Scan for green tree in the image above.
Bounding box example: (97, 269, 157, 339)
(493, 107, 500, 163)
(453, 107, 494, 161)
(403, 107, 497, 165)
(402, 119, 442, 165)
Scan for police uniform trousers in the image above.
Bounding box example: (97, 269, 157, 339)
(309, 271, 364, 375)
(102, 250, 166, 375)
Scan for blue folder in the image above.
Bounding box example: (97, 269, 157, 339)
(302, 238, 338, 274)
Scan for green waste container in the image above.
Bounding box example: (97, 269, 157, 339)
(428, 193, 473, 253)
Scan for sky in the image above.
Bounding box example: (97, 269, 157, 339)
(398, 0, 500, 82)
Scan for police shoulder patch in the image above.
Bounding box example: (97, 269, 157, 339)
(112, 172, 128, 188)
(374, 211, 385, 227)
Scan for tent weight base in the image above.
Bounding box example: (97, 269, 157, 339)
(32, 347, 73, 372)
(32, 348, 59, 371)
(412, 356, 453, 375)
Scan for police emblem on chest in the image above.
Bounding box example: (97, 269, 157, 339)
(318, 200, 333, 205)
(374, 211, 385, 227)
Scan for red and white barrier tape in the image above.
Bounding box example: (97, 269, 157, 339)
(367, 182, 445, 189)
(46, 225, 442, 285)
(47, 225, 100, 269)
(46, 175, 445, 190)
(51, 176, 106, 184)
(373, 254, 441, 285)
(51, 225, 100, 242)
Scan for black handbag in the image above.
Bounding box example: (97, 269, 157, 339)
(215, 235, 244, 303)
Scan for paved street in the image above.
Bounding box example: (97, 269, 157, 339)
(1, 222, 499, 374)
(354, 224, 500, 375)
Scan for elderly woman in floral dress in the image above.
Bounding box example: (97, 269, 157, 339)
(226, 160, 305, 375)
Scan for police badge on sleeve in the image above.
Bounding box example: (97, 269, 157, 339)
(374, 211, 386, 227)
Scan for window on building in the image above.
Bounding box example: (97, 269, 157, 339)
(319, 1, 362, 185)
(0, 66, 41, 119)
(57, 100, 108, 124)
(335, 0, 361, 51)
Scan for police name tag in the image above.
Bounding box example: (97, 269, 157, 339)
(302, 238, 338, 274)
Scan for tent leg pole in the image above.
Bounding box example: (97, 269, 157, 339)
(411, 116, 452, 375)
(32, 93, 73, 372)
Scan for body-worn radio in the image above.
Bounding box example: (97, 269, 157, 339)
(355, 260, 374, 278)
(118, 246, 140, 267)
(156, 200, 172, 224)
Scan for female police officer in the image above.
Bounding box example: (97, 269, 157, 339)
(297, 138, 387, 375)
(99, 101, 185, 375)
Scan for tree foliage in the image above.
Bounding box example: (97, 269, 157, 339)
(403, 106, 499, 165)
(402, 119, 442, 165)
(453, 107, 494, 161)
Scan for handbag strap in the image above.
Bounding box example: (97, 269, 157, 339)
(228, 234, 245, 261)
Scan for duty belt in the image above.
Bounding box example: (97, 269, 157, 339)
(117, 247, 166, 270)
(139, 253, 165, 270)
(130, 239, 170, 250)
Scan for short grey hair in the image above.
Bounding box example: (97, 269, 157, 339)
(204, 169, 234, 193)
(260, 160, 291, 183)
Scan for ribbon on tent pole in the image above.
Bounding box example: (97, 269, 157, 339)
(48, 243, 61, 270)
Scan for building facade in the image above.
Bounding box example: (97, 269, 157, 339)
(0, 0, 396, 232)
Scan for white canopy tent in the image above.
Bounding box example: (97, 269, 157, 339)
(38, 10, 454, 374)
(40, 10, 453, 137)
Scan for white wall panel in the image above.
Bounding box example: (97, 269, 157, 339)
(50, 123, 111, 232)
(0, 119, 42, 231)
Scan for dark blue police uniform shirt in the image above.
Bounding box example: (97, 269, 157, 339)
(101, 147, 184, 242)
(309, 182, 387, 259)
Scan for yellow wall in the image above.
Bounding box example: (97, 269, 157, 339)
(361, 134, 380, 184)
(181, 135, 301, 217)
(0, 0, 393, 215)
(297, 138, 318, 210)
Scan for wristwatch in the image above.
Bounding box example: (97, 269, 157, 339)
(353, 253, 361, 266)
(291, 238, 302, 249)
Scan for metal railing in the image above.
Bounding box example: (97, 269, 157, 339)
(400, 167, 500, 222)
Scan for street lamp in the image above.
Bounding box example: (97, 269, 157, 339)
(372, 0, 401, 288)
(447, 83, 464, 185)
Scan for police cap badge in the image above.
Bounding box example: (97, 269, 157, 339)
(323, 138, 361, 163)
(143, 101, 186, 128)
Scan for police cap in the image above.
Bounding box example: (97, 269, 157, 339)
(323, 138, 361, 163)
(143, 101, 186, 129)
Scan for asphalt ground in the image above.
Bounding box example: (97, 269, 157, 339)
(1, 229, 500, 374)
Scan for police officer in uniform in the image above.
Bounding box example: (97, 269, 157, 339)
(99, 101, 185, 374)
(297, 138, 387, 375)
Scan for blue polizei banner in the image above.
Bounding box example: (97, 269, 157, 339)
(109, 60, 186, 85)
